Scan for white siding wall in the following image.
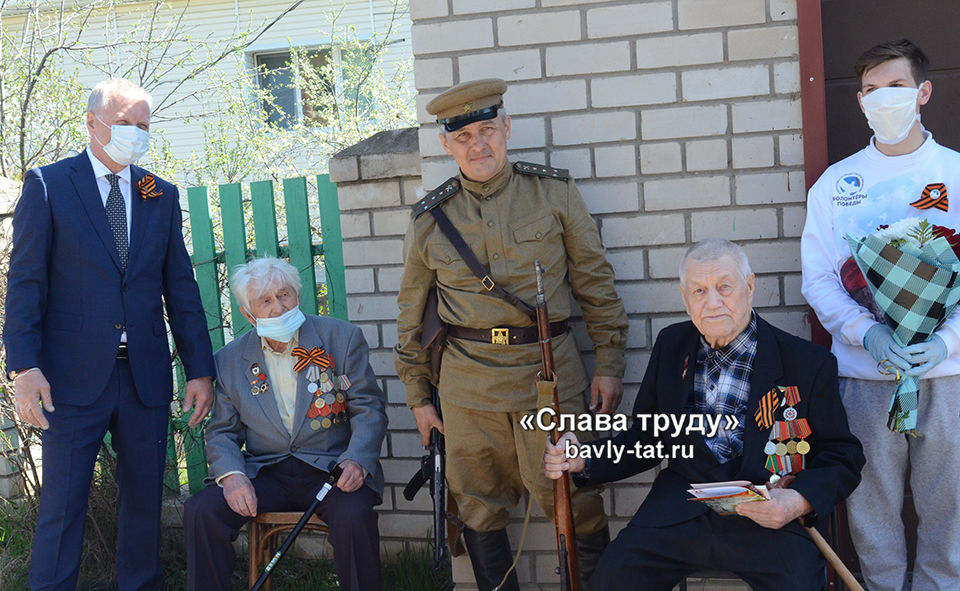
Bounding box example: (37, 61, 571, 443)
(3, 0, 414, 181)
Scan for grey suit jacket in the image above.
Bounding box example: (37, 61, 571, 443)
(204, 315, 387, 499)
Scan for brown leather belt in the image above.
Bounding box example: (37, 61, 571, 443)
(447, 320, 568, 345)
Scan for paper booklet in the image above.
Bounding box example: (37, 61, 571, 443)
(687, 480, 770, 515)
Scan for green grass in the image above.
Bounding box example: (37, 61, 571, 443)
(382, 544, 454, 591)
(0, 497, 452, 591)
(0, 498, 36, 590)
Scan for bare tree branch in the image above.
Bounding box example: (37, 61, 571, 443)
(151, 0, 305, 114)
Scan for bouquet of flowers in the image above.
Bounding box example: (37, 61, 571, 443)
(844, 217, 960, 435)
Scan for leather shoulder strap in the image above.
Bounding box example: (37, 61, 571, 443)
(429, 207, 535, 320)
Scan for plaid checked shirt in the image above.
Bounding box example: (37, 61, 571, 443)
(688, 314, 758, 463)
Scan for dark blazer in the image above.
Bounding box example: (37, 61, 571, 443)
(204, 315, 388, 499)
(4, 151, 215, 406)
(577, 315, 864, 531)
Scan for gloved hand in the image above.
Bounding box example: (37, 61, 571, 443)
(903, 334, 948, 378)
(863, 324, 911, 372)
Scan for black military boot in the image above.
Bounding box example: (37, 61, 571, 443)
(576, 525, 610, 589)
(462, 527, 520, 591)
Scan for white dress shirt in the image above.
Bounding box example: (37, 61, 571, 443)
(261, 333, 300, 436)
(85, 145, 132, 241)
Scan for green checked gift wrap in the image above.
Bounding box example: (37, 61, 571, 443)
(845, 231, 960, 434)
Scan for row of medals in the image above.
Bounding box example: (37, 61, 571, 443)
(764, 402, 812, 475)
(249, 363, 349, 431)
(305, 365, 349, 431)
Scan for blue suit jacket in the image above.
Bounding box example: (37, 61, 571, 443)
(3, 151, 215, 407)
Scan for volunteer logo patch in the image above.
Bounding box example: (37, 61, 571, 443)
(833, 173, 866, 207)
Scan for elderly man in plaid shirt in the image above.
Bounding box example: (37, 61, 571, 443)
(545, 239, 864, 591)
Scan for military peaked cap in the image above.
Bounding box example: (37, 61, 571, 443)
(426, 78, 508, 132)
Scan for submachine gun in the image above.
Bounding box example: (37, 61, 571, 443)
(403, 289, 465, 568)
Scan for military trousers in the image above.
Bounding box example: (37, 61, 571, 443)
(444, 394, 607, 534)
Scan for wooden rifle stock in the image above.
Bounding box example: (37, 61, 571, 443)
(534, 260, 579, 591)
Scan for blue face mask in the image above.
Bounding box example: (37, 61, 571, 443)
(255, 306, 305, 342)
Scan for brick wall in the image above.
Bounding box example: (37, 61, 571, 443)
(410, 0, 807, 349)
(327, 129, 439, 560)
(331, 1, 808, 588)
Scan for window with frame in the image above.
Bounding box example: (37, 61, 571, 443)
(253, 45, 377, 130)
(254, 48, 331, 129)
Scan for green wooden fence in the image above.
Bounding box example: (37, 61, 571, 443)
(164, 174, 347, 495)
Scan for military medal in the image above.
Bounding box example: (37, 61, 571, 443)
(763, 388, 813, 476)
(779, 385, 800, 422)
(291, 347, 351, 431)
(320, 372, 334, 393)
(249, 364, 267, 395)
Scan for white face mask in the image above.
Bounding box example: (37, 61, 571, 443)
(860, 86, 921, 145)
(94, 114, 150, 165)
(255, 306, 306, 342)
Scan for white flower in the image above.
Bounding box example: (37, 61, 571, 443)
(873, 216, 923, 245)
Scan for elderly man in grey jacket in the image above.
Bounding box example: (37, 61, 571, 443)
(184, 257, 387, 591)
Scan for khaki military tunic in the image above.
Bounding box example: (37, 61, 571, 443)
(394, 161, 628, 532)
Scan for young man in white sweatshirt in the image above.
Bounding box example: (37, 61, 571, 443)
(801, 39, 960, 591)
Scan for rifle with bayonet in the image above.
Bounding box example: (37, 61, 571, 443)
(535, 260, 579, 591)
(403, 288, 464, 568)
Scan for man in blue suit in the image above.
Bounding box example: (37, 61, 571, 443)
(3, 78, 215, 590)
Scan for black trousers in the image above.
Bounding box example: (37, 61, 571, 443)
(184, 457, 381, 591)
(590, 511, 826, 591)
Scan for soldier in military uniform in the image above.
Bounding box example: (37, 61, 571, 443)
(394, 78, 628, 590)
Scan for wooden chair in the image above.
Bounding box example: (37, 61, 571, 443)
(247, 511, 330, 591)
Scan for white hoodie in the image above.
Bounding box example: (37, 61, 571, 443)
(801, 133, 960, 379)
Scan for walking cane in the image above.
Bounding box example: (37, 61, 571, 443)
(768, 474, 864, 591)
(803, 524, 864, 591)
(250, 465, 343, 591)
